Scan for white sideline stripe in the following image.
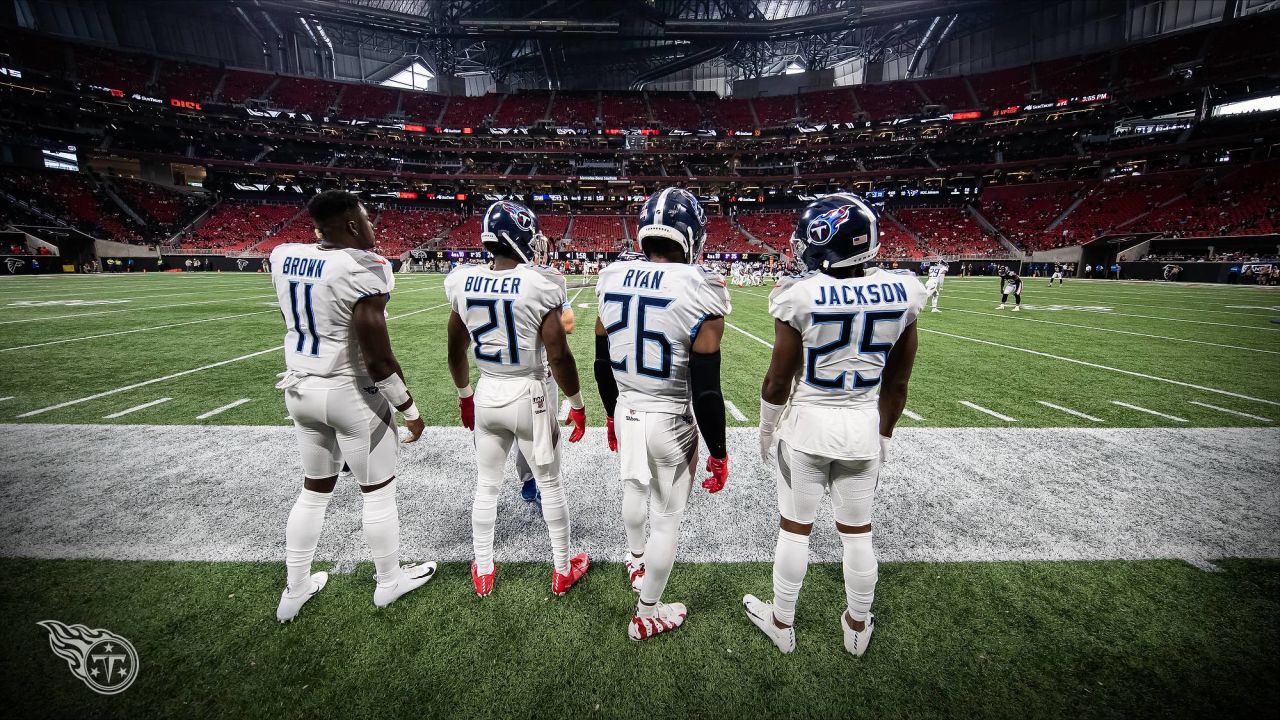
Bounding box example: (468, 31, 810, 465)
(0, 396, 13, 402)
(0, 285, 265, 306)
(945, 307, 1280, 355)
(1187, 401, 1273, 423)
(1111, 401, 1188, 423)
(15, 301, 452, 418)
(902, 409, 924, 421)
(196, 399, 252, 420)
(725, 400, 748, 422)
(726, 321, 771, 347)
(17, 348, 283, 418)
(942, 292, 1280, 332)
(0, 310, 278, 352)
(1037, 401, 1104, 423)
(959, 400, 1018, 422)
(0, 294, 276, 325)
(103, 397, 172, 419)
(558, 399, 570, 422)
(921, 328, 1280, 408)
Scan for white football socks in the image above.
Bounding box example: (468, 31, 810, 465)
(471, 470, 501, 576)
(537, 479, 571, 575)
(621, 481, 649, 557)
(285, 488, 332, 596)
(771, 529, 811, 626)
(840, 530, 878, 622)
(637, 510, 682, 607)
(361, 480, 402, 586)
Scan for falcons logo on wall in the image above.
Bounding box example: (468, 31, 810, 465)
(6, 258, 25, 273)
(37, 620, 140, 695)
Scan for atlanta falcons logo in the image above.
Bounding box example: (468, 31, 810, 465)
(38, 620, 139, 695)
(5, 258, 25, 273)
(236, 259, 249, 270)
(501, 202, 536, 232)
(806, 204, 853, 246)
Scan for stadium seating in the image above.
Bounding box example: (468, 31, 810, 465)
(440, 95, 500, 127)
(699, 95, 755, 130)
(753, 94, 797, 128)
(915, 76, 974, 111)
(110, 178, 209, 232)
(444, 215, 484, 248)
(219, 70, 275, 103)
(401, 92, 448, 124)
(495, 92, 550, 127)
(268, 77, 342, 116)
(337, 84, 399, 120)
(1136, 161, 1280, 237)
(893, 207, 1005, 256)
(981, 181, 1089, 250)
(600, 93, 650, 127)
(183, 202, 298, 251)
(877, 216, 926, 259)
(734, 212, 792, 251)
(799, 89, 857, 122)
(852, 82, 922, 120)
(566, 215, 624, 251)
(155, 60, 224, 102)
(373, 208, 463, 253)
(1052, 169, 1204, 243)
(969, 66, 1031, 109)
(1034, 53, 1110, 99)
(0, 168, 142, 243)
(647, 92, 703, 129)
(74, 45, 153, 92)
(550, 93, 599, 127)
(538, 214, 571, 240)
(704, 216, 755, 253)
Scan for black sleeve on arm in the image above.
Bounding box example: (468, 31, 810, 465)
(594, 333, 620, 417)
(689, 350, 727, 459)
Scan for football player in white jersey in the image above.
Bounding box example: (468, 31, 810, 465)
(998, 268, 1024, 310)
(924, 258, 947, 312)
(746, 193, 925, 656)
(270, 190, 435, 623)
(594, 188, 732, 641)
(446, 201, 590, 597)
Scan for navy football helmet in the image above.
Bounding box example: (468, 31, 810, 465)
(480, 200, 546, 264)
(636, 188, 706, 264)
(789, 193, 879, 272)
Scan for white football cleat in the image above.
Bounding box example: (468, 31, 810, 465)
(277, 571, 328, 623)
(842, 612, 875, 657)
(628, 602, 687, 641)
(930, 307, 941, 313)
(996, 303, 1006, 309)
(742, 594, 796, 654)
(624, 553, 645, 593)
(373, 562, 437, 608)
(1012, 305, 1022, 312)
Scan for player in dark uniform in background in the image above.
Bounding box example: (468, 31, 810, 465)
(997, 268, 1023, 311)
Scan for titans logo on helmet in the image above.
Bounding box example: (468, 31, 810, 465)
(806, 204, 852, 246)
(500, 201, 536, 232)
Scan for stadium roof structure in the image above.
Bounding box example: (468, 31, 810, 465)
(233, 0, 1003, 90)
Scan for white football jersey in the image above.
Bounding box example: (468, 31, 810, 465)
(928, 263, 947, 280)
(769, 267, 926, 459)
(270, 243, 395, 378)
(595, 261, 732, 414)
(445, 263, 567, 385)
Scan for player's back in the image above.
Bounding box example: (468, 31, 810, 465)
(770, 267, 925, 409)
(596, 260, 731, 414)
(270, 243, 394, 378)
(445, 263, 567, 384)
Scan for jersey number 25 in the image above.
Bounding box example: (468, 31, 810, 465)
(805, 310, 905, 391)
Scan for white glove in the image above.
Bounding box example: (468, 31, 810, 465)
(759, 399, 785, 464)
(759, 427, 776, 464)
(879, 435, 892, 464)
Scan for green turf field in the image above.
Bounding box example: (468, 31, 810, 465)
(0, 271, 1276, 718)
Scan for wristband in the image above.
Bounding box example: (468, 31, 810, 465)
(375, 374, 411, 407)
(457, 384, 474, 399)
(401, 403, 421, 421)
(759, 399, 784, 430)
(566, 392, 585, 410)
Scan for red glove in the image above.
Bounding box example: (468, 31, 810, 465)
(606, 416, 618, 452)
(702, 455, 729, 493)
(459, 395, 475, 431)
(565, 406, 587, 443)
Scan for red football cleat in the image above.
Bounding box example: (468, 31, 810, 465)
(628, 602, 688, 641)
(551, 552, 590, 596)
(471, 561, 495, 597)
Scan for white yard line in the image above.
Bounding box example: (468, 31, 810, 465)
(902, 409, 924, 421)
(0, 396, 13, 402)
(196, 399, 253, 420)
(15, 300, 452, 418)
(1037, 400, 1104, 423)
(102, 397, 172, 419)
(943, 307, 1280, 355)
(1111, 401, 1188, 423)
(0, 285, 265, 306)
(725, 400, 749, 422)
(1187, 401, 1273, 423)
(941, 292, 1280, 332)
(959, 400, 1018, 422)
(726, 321, 772, 347)
(0, 294, 276, 325)
(921, 328, 1280, 407)
(0, 310, 278, 352)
